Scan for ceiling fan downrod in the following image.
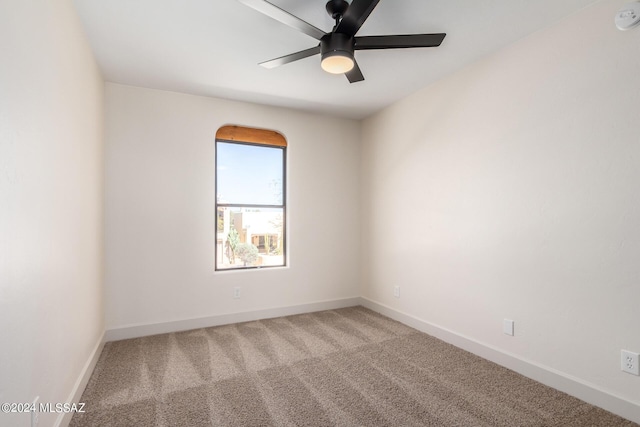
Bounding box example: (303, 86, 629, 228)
(326, 0, 349, 27)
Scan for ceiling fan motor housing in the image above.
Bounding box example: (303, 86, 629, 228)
(321, 33, 355, 62)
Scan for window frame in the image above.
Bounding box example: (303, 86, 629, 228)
(215, 125, 287, 271)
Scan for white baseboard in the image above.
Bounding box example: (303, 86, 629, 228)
(105, 297, 361, 342)
(55, 332, 105, 427)
(359, 297, 640, 424)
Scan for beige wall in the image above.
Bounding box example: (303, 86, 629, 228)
(104, 83, 361, 330)
(361, 0, 640, 411)
(0, 1, 105, 425)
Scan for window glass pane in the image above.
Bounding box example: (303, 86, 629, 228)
(215, 207, 285, 269)
(216, 142, 283, 205)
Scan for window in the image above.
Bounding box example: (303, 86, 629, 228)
(215, 125, 286, 270)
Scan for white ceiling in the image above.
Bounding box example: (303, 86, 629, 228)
(73, 0, 601, 119)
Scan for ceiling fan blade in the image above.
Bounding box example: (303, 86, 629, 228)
(335, 0, 380, 36)
(355, 33, 446, 50)
(239, 0, 326, 40)
(259, 45, 321, 69)
(345, 59, 365, 83)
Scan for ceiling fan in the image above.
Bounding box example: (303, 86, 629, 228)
(239, 0, 446, 83)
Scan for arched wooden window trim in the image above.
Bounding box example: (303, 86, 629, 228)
(216, 125, 287, 147)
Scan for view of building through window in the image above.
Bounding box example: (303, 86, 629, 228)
(215, 126, 286, 270)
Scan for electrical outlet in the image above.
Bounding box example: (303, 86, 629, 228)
(31, 396, 39, 427)
(393, 286, 400, 298)
(233, 287, 241, 299)
(621, 350, 639, 375)
(503, 319, 514, 336)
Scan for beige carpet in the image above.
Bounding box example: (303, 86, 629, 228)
(71, 307, 636, 426)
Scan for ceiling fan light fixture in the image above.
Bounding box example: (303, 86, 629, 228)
(321, 52, 354, 74)
(320, 32, 355, 74)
